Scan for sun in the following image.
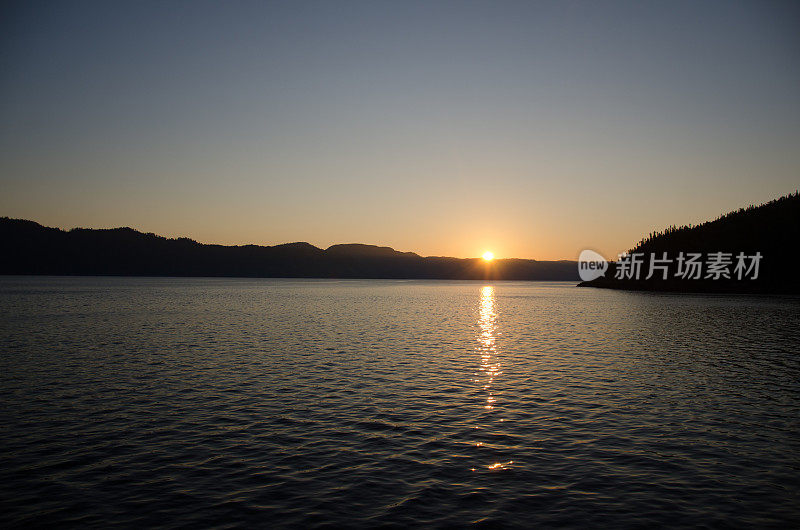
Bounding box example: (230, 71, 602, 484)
(482, 251, 495, 261)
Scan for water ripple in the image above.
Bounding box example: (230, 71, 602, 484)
(0, 277, 799, 527)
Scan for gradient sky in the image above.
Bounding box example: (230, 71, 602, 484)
(1, 1, 798, 259)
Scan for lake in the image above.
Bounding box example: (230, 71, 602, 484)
(1, 277, 798, 527)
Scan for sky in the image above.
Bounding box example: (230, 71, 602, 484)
(1, 0, 798, 260)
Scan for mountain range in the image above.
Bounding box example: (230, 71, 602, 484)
(0, 218, 578, 280)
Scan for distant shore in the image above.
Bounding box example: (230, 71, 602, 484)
(0, 217, 579, 281)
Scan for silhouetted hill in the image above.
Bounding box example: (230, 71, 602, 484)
(0, 218, 578, 280)
(579, 192, 800, 293)
(325, 244, 420, 258)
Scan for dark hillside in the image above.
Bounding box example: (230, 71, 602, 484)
(579, 192, 800, 293)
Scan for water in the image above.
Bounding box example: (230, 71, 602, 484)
(1, 277, 798, 527)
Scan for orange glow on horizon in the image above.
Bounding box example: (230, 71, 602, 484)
(482, 251, 495, 261)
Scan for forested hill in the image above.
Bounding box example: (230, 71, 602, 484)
(0, 218, 578, 281)
(579, 192, 800, 293)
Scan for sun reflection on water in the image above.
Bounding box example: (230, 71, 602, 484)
(478, 285, 501, 411)
(474, 285, 513, 472)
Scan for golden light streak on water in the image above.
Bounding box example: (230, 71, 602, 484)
(478, 285, 501, 412)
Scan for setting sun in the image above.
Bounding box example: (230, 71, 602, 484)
(482, 251, 495, 261)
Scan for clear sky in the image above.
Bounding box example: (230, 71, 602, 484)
(1, 1, 798, 259)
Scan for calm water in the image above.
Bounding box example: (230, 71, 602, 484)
(1, 277, 799, 527)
